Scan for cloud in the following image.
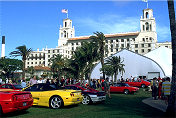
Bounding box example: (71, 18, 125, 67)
(75, 14, 140, 36)
(156, 24, 171, 42)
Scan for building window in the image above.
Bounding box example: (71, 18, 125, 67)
(35, 62, 37, 64)
(135, 44, 138, 48)
(111, 40, 113, 43)
(111, 49, 113, 52)
(143, 25, 145, 31)
(48, 50, 50, 53)
(57, 50, 59, 53)
(76, 42, 78, 45)
(121, 39, 124, 42)
(148, 44, 151, 47)
(165, 46, 168, 48)
(150, 37, 152, 41)
(127, 38, 129, 42)
(48, 55, 50, 58)
(116, 39, 118, 42)
(39, 62, 41, 64)
(135, 50, 138, 53)
(27, 62, 29, 64)
(72, 47, 74, 51)
(141, 49, 144, 53)
(106, 40, 108, 43)
(111, 44, 113, 48)
(143, 38, 145, 42)
(116, 49, 118, 52)
(53, 50, 55, 53)
(65, 22, 67, 27)
(141, 44, 144, 47)
(145, 22, 149, 31)
(127, 43, 130, 47)
(31, 62, 33, 64)
(121, 44, 124, 48)
(133, 38, 135, 41)
(116, 44, 119, 48)
(146, 38, 148, 41)
(148, 49, 151, 52)
(71, 43, 74, 46)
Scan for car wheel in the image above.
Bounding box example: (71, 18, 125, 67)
(141, 84, 146, 88)
(82, 95, 91, 105)
(49, 96, 63, 109)
(124, 89, 129, 95)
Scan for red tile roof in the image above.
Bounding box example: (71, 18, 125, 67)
(34, 66, 51, 71)
(68, 32, 139, 41)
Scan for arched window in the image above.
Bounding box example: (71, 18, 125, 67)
(145, 12, 149, 18)
(150, 24, 152, 31)
(143, 25, 145, 31)
(65, 22, 67, 27)
(145, 22, 149, 31)
(64, 31, 66, 38)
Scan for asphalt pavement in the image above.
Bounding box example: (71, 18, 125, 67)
(142, 97, 167, 112)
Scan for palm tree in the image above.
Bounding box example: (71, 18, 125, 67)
(10, 45, 32, 79)
(100, 65, 114, 82)
(105, 56, 125, 82)
(90, 32, 107, 80)
(49, 54, 65, 81)
(167, 0, 176, 115)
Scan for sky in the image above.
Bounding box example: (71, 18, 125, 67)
(0, 0, 175, 59)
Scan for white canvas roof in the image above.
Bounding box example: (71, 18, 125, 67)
(145, 46, 172, 77)
(90, 49, 165, 80)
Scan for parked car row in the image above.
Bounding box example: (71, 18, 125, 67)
(0, 80, 150, 116)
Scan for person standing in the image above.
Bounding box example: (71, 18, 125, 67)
(29, 76, 37, 85)
(21, 80, 27, 88)
(104, 77, 111, 98)
(37, 78, 44, 83)
(162, 77, 171, 105)
(151, 77, 159, 100)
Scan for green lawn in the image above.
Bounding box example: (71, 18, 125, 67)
(3, 89, 165, 118)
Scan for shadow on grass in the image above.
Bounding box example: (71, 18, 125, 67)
(2, 110, 29, 117)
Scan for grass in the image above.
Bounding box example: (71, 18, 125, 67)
(3, 89, 165, 118)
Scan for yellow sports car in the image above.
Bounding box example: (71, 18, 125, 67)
(23, 83, 83, 109)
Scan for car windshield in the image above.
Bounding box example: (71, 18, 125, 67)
(81, 86, 91, 91)
(121, 83, 130, 87)
(13, 85, 22, 89)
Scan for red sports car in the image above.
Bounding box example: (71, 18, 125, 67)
(0, 84, 23, 90)
(0, 90, 33, 116)
(125, 80, 150, 88)
(102, 83, 139, 94)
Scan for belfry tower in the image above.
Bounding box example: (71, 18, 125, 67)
(58, 18, 75, 47)
(139, 8, 157, 49)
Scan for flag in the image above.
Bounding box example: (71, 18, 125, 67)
(62, 9, 68, 14)
(142, 0, 148, 2)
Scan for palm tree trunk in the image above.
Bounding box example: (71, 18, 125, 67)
(114, 72, 117, 82)
(167, 0, 176, 116)
(22, 60, 26, 79)
(101, 58, 105, 80)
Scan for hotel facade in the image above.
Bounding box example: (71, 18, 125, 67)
(25, 8, 171, 68)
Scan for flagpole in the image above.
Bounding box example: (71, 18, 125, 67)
(147, 1, 148, 8)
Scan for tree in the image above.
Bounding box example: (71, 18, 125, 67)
(26, 66, 35, 78)
(10, 45, 32, 79)
(0, 58, 22, 80)
(49, 54, 65, 81)
(100, 65, 114, 82)
(90, 32, 107, 80)
(105, 56, 125, 82)
(167, 0, 176, 116)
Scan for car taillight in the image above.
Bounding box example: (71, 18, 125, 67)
(70, 93, 74, 97)
(12, 95, 17, 101)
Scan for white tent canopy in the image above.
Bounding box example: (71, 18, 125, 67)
(145, 46, 172, 77)
(90, 49, 165, 81)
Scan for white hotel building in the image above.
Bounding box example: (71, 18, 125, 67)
(25, 8, 171, 68)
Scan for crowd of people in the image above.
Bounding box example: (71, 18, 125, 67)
(151, 76, 171, 105)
